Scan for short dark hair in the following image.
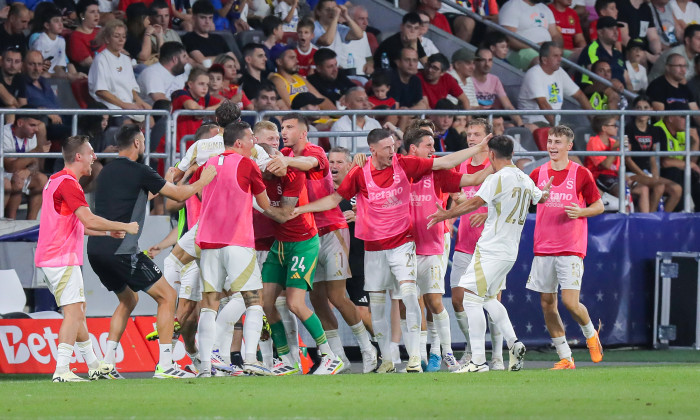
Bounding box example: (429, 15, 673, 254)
(402, 12, 422, 25)
(281, 113, 309, 130)
(195, 123, 218, 140)
(435, 98, 458, 111)
(216, 100, 242, 126)
(298, 17, 314, 32)
(76, 0, 99, 19)
(592, 115, 616, 133)
(314, 48, 337, 66)
(242, 43, 265, 58)
(329, 146, 352, 162)
(632, 94, 651, 108)
(257, 81, 277, 97)
(483, 31, 507, 47)
(159, 42, 186, 64)
(262, 15, 283, 37)
(223, 121, 252, 147)
(467, 118, 492, 135)
(684, 24, 700, 40)
(404, 129, 433, 150)
(371, 71, 392, 88)
(488, 135, 513, 159)
(591, 59, 611, 73)
(548, 125, 574, 142)
(367, 128, 393, 145)
(117, 124, 142, 150)
(594, 0, 616, 14)
(150, 0, 169, 10)
(62, 135, 91, 163)
(539, 41, 560, 59)
(16, 105, 39, 121)
(427, 53, 450, 72)
(192, 0, 215, 16)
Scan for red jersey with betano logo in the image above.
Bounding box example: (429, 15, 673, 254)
(265, 168, 318, 242)
(282, 142, 347, 236)
(337, 154, 434, 251)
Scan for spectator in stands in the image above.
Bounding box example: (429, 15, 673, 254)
(0, 47, 27, 124)
(209, 0, 235, 31)
(418, 53, 469, 110)
(389, 47, 428, 129)
(589, 0, 623, 51)
(28, 4, 83, 81)
(578, 17, 632, 90)
(0, 4, 29, 54)
(471, 47, 523, 127)
(290, 91, 323, 113)
(587, 115, 652, 212)
(368, 71, 397, 109)
(262, 15, 285, 74)
(499, 0, 562, 70)
(252, 81, 282, 130)
(182, 0, 231, 66)
(485, 31, 510, 62)
(416, 0, 453, 35)
(345, 5, 374, 77)
(2, 110, 49, 220)
(275, 0, 299, 33)
(331, 86, 381, 152)
(626, 38, 649, 92)
(241, 43, 269, 101)
(617, 0, 662, 62)
(313, 0, 363, 70)
(207, 64, 225, 99)
(649, 24, 700, 82)
(650, 0, 682, 49)
(374, 12, 427, 70)
(213, 54, 253, 110)
(296, 18, 318, 77)
(416, 10, 440, 58)
(68, 0, 100, 74)
(491, 114, 535, 170)
(689, 54, 700, 103)
(583, 60, 622, 110)
(671, 0, 700, 30)
(548, 0, 586, 58)
(124, 2, 163, 65)
(437, 0, 496, 43)
(625, 95, 682, 212)
(172, 68, 222, 146)
(307, 48, 356, 105)
(150, 1, 183, 44)
(447, 48, 478, 109)
(430, 99, 467, 152)
(268, 46, 333, 110)
(518, 42, 592, 128)
(137, 41, 189, 104)
(653, 101, 700, 209)
(647, 52, 700, 127)
(88, 20, 151, 121)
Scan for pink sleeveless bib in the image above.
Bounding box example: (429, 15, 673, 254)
(185, 195, 201, 229)
(534, 161, 588, 256)
(410, 172, 444, 255)
(355, 155, 411, 241)
(455, 158, 490, 255)
(35, 175, 85, 267)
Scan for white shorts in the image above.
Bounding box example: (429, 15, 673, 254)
(458, 250, 514, 299)
(364, 241, 417, 292)
(256, 250, 269, 271)
(178, 260, 202, 301)
(441, 232, 451, 273)
(526, 255, 584, 294)
(39, 266, 85, 307)
(200, 246, 262, 293)
(177, 223, 200, 259)
(314, 229, 352, 282)
(416, 254, 445, 295)
(451, 251, 506, 292)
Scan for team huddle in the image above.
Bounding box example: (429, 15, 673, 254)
(35, 101, 605, 382)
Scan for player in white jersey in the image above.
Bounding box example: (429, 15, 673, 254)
(428, 135, 553, 372)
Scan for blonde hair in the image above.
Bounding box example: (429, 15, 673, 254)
(253, 120, 278, 135)
(96, 20, 126, 47)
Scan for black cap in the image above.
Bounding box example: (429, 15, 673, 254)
(667, 101, 690, 111)
(628, 38, 645, 50)
(291, 93, 324, 110)
(597, 16, 624, 30)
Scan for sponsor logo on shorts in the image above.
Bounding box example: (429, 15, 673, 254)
(334, 270, 344, 277)
(291, 272, 301, 279)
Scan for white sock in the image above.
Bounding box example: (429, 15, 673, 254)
(434, 309, 453, 356)
(55, 343, 73, 373)
(488, 314, 503, 361)
(350, 321, 373, 353)
(326, 329, 348, 363)
(552, 336, 572, 361)
(275, 297, 300, 363)
(158, 342, 173, 367)
(104, 340, 119, 364)
(242, 305, 264, 363)
(483, 299, 517, 349)
(455, 311, 471, 354)
(580, 321, 596, 339)
(463, 294, 487, 365)
(260, 339, 273, 368)
(318, 341, 334, 357)
(399, 283, 421, 359)
(369, 292, 391, 362)
(197, 308, 217, 372)
(420, 330, 428, 362)
(390, 341, 401, 364)
(76, 340, 99, 369)
(163, 253, 184, 294)
(427, 321, 440, 356)
(187, 350, 199, 362)
(214, 295, 245, 360)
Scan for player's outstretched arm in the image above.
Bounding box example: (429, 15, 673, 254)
(160, 166, 217, 202)
(459, 164, 495, 187)
(564, 198, 605, 219)
(294, 192, 343, 216)
(148, 226, 179, 258)
(75, 207, 139, 237)
(427, 197, 485, 229)
(433, 134, 491, 171)
(268, 155, 320, 173)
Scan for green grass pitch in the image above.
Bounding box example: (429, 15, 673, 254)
(2, 350, 699, 419)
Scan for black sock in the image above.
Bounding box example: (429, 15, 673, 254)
(231, 351, 243, 366)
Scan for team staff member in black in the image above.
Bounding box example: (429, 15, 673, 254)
(87, 124, 217, 379)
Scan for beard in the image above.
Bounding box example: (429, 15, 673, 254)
(137, 153, 145, 164)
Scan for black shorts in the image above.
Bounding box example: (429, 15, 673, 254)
(88, 252, 162, 293)
(596, 174, 620, 195)
(346, 275, 369, 307)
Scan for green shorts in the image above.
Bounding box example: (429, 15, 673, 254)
(262, 235, 319, 290)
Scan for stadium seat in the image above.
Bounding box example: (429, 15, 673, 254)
(504, 126, 538, 152)
(214, 31, 243, 62)
(282, 32, 298, 45)
(50, 78, 80, 109)
(533, 127, 550, 151)
(0, 269, 25, 315)
(71, 78, 94, 109)
(235, 30, 264, 50)
(573, 126, 595, 151)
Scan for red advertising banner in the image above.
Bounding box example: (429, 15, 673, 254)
(132, 316, 192, 366)
(0, 318, 155, 374)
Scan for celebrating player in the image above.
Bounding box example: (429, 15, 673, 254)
(36, 135, 139, 382)
(527, 125, 605, 369)
(428, 135, 552, 373)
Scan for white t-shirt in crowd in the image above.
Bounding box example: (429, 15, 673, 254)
(2, 123, 37, 155)
(626, 60, 648, 92)
(517, 65, 580, 124)
(250, 0, 271, 18)
(670, 0, 700, 24)
(421, 36, 440, 58)
(499, 0, 555, 45)
(331, 115, 382, 152)
(275, 1, 299, 32)
(137, 62, 188, 104)
(314, 21, 352, 69)
(30, 33, 68, 74)
(447, 68, 478, 107)
(88, 49, 139, 109)
(345, 32, 373, 75)
(475, 166, 543, 261)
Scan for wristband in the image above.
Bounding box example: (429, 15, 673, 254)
(105, 231, 111, 236)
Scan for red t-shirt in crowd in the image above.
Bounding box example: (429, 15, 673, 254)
(220, 84, 252, 109)
(427, 10, 453, 35)
(585, 135, 620, 179)
(548, 5, 583, 50)
(51, 169, 88, 215)
(67, 29, 99, 64)
(296, 46, 317, 77)
(336, 154, 434, 251)
(368, 95, 397, 109)
(119, 0, 172, 12)
(417, 72, 464, 109)
(171, 89, 221, 150)
(589, 19, 623, 43)
(265, 169, 318, 243)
